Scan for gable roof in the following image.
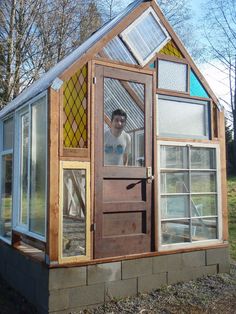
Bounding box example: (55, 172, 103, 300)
(0, 0, 220, 119)
(0, 0, 147, 118)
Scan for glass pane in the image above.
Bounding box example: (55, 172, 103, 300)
(191, 172, 216, 193)
(161, 172, 189, 193)
(160, 145, 188, 169)
(191, 148, 216, 169)
(63, 169, 86, 257)
(135, 131, 144, 166)
(30, 97, 47, 236)
(161, 195, 189, 219)
(158, 97, 208, 139)
(63, 65, 87, 148)
(158, 60, 187, 92)
(3, 118, 13, 150)
(191, 195, 217, 217)
(104, 78, 144, 166)
(192, 218, 217, 241)
(123, 11, 167, 61)
(20, 112, 29, 226)
(0, 154, 13, 240)
(101, 36, 138, 64)
(162, 220, 190, 244)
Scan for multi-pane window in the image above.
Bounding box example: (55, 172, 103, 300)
(159, 143, 220, 246)
(121, 8, 170, 66)
(158, 95, 210, 139)
(15, 95, 47, 239)
(0, 117, 14, 241)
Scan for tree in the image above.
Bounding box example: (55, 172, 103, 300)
(0, 0, 102, 107)
(201, 0, 236, 174)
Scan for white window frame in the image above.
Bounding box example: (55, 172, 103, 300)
(0, 115, 14, 244)
(120, 7, 170, 66)
(157, 141, 222, 251)
(13, 91, 48, 242)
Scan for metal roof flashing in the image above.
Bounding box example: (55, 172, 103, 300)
(0, 0, 147, 119)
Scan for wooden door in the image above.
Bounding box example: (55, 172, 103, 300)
(94, 65, 153, 258)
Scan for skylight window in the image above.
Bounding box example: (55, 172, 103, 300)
(121, 8, 170, 66)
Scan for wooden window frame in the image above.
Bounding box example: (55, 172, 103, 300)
(120, 7, 170, 67)
(157, 141, 222, 252)
(156, 55, 190, 95)
(156, 94, 211, 140)
(58, 161, 91, 264)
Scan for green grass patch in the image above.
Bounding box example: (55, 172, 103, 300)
(228, 176, 236, 260)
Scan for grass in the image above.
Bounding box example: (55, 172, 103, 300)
(228, 176, 236, 260)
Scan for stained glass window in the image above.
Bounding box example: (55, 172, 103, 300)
(159, 41, 183, 59)
(63, 65, 88, 148)
(190, 70, 209, 98)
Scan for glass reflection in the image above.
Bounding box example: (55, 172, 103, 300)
(104, 78, 145, 167)
(63, 169, 86, 257)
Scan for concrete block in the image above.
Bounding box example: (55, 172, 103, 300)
(168, 265, 217, 285)
(218, 262, 230, 273)
(68, 283, 105, 308)
(206, 247, 229, 266)
(88, 262, 121, 284)
(138, 272, 167, 293)
(105, 278, 137, 300)
(153, 254, 182, 274)
(49, 303, 103, 314)
(49, 289, 69, 312)
(122, 257, 152, 279)
(182, 251, 205, 268)
(49, 267, 86, 290)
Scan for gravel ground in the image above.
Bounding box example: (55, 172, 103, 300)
(0, 262, 235, 314)
(83, 261, 236, 314)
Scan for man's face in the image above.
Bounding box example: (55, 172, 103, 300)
(111, 115, 126, 131)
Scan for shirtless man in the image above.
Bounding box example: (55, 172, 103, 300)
(104, 109, 131, 166)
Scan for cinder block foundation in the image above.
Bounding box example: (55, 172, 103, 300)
(0, 242, 230, 314)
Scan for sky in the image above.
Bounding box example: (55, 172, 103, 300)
(187, 0, 230, 108)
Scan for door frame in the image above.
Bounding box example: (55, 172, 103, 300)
(91, 60, 156, 258)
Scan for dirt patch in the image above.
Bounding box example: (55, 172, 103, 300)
(0, 262, 235, 314)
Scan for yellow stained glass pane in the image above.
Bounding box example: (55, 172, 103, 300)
(63, 64, 88, 148)
(159, 41, 183, 59)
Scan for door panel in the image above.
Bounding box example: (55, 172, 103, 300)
(94, 65, 153, 258)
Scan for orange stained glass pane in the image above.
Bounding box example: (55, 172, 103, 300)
(63, 64, 88, 148)
(159, 40, 183, 59)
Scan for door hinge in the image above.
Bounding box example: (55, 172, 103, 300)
(91, 223, 96, 231)
(93, 77, 96, 84)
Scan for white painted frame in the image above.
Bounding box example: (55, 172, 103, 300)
(120, 7, 170, 66)
(0, 115, 14, 244)
(13, 91, 48, 242)
(157, 141, 222, 251)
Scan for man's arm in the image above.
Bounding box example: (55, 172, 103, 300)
(123, 133, 131, 166)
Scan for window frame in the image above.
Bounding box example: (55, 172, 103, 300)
(58, 161, 91, 264)
(157, 56, 190, 94)
(13, 91, 48, 242)
(157, 141, 222, 251)
(0, 115, 14, 244)
(157, 95, 211, 140)
(120, 7, 170, 66)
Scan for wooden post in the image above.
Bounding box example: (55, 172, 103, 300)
(46, 87, 60, 264)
